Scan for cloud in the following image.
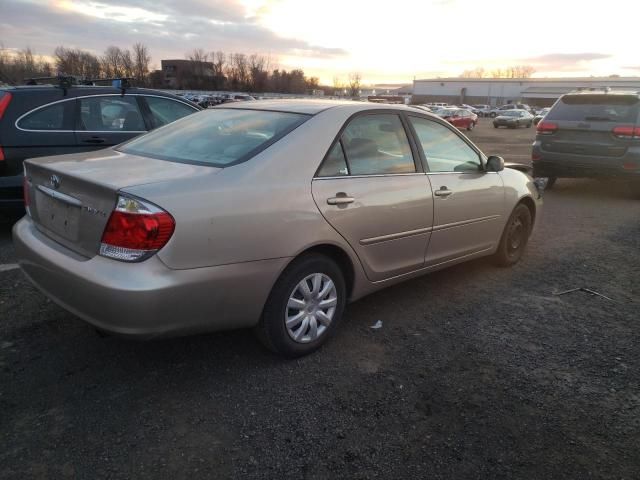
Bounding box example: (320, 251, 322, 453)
(524, 52, 613, 72)
(0, 0, 346, 67)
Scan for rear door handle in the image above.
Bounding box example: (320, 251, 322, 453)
(83, 137, 106, 144)
(327, 194, 355, 205)
(434, 187, 453, 197)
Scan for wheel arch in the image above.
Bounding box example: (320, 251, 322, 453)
(291, 244, 356, 300)
(517, 195, 537, 227)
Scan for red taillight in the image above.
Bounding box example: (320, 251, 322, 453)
(537, 121, 558, 135)
(100, 195, 175, 262)
(0, 92, 12, 120)
(612, 125, 640, 139)
(532, 152, 541, 162)
(0, 145, 4, 161)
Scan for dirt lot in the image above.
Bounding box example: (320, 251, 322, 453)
(1, 121, 639, 479)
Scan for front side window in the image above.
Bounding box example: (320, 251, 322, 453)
(146, 96, 197, 128)
(78, 96, 145, 132)
(119, 108, 309, 167)
(409, 116, 482, 173)
(18, 103, 66, 130)
(340, 114, 415, 175)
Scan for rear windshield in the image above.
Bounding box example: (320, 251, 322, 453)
(546, 95, 640, 123)
(119, 108, 309, 167)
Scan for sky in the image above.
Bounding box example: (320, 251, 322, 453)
(1, 0, 639, 85)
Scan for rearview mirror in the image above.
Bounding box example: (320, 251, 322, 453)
(486, 155, 505, 172)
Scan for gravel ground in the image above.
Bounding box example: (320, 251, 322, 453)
(1, 121, 639, 479)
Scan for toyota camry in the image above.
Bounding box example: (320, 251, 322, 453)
(14, 100, 541, 357)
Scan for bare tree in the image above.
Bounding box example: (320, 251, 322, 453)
(211, 51, 226, 89)
(132, 43, 151, 84)
(332, 76, 345, 95)
(460, 67, 485, 78)
(348, 72, 361, 97)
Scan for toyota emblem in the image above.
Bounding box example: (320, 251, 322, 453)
(50, 174, 61, 190)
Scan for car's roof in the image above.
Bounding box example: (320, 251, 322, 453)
(565, 89, 640, 97)
(217, 99, 421, 115)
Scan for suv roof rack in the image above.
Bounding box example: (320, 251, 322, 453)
(23, 75, 133, 95)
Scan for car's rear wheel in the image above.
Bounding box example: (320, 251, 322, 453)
(490, 112, 497, 118)
(627, 180, 640, 198)
(544, 176, 557, 190)
(493, 124, 498, 128)
(493, 204, 533, 267)
(256, 254, 346, 357)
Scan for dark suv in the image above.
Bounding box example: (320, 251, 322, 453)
(0, 84, 200, 211)
(532, 89, 640, 194)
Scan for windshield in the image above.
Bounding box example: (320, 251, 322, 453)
(546, 95, 640, 122)
(501, 111, 521, 117)
(439, 109, 458, 116)
(119, 108, 309, 167)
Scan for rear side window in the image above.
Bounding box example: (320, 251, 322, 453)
(547, 95, 640, 123)
(340, 114, 415, 175)
(119, 108, 309, 167)
(18, 103, 66, 130)
(78, 96, 145, 132)
(317, 142, 349, 177)
(145, 96, 197, 128)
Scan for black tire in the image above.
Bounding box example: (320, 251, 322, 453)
(490, 112, 497, 118)
(493, 124, 498, 128)
(627, 181, 640, 198)
(467, 121, 475, 131)
(545, 176, 557, 190)
(255, 253, 346, 357)
(493, 204, 533, 267)
(527, 122, 532, 128)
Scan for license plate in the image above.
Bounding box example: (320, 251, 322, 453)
(35, 190, 81, 241)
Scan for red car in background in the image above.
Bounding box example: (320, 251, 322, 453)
(435, 108, 478, 131)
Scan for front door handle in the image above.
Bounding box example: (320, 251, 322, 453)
(83, 137, 106, 144)
(327, 193, 355, 205)
(434, 187, 453, 197)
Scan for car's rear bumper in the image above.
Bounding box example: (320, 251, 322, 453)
(532, 158, 640, 179)
(13, 217, 289, 338)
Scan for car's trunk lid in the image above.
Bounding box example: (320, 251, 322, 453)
(25, 149, 219, 258)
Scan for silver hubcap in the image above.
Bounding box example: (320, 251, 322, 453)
(285, 273, 337, 343)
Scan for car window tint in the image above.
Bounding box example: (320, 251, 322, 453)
(409, 116, 482, 173)
(18, 103, 65, 130)
(546, 95, 640, 123)
(120, 108, 309, 167)
(341, 114, 415, 175)
(317, 142, 349, 177)
(145, 96, 196, 128)
(78, 96, 145, 132)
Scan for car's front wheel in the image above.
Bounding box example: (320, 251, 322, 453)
(467, 121, 475, 131)
(256, 253, 346, 357)
(493, 203, 533, 267)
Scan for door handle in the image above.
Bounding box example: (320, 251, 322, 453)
(83, 137, 106, 144)
(327, 194, 355, 205)
(434, 187, 453, 197)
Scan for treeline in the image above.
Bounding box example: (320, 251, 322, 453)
(459, 65, 536, 79)
(0, 43, 323, 94)
(161, 48, 320, 93)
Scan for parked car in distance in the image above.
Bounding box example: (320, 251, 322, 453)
(532, 89, 640, 195)
(533, 107, 550, 125)
(435, 107, 478, 130)
(472, 104, 492, 117)
(0, 83, 201, 212)
(424, 102, 449, 109)
(222, 93, 256, 103)
(489, 103, 531, 117)
(14, 100, 541, 357)
(493, 110, 534, 128)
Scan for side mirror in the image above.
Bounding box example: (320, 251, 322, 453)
(486, 155, 505, 172)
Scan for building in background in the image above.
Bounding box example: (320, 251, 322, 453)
(161, 59, 215, 89)
(412, 77, 640, 107)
